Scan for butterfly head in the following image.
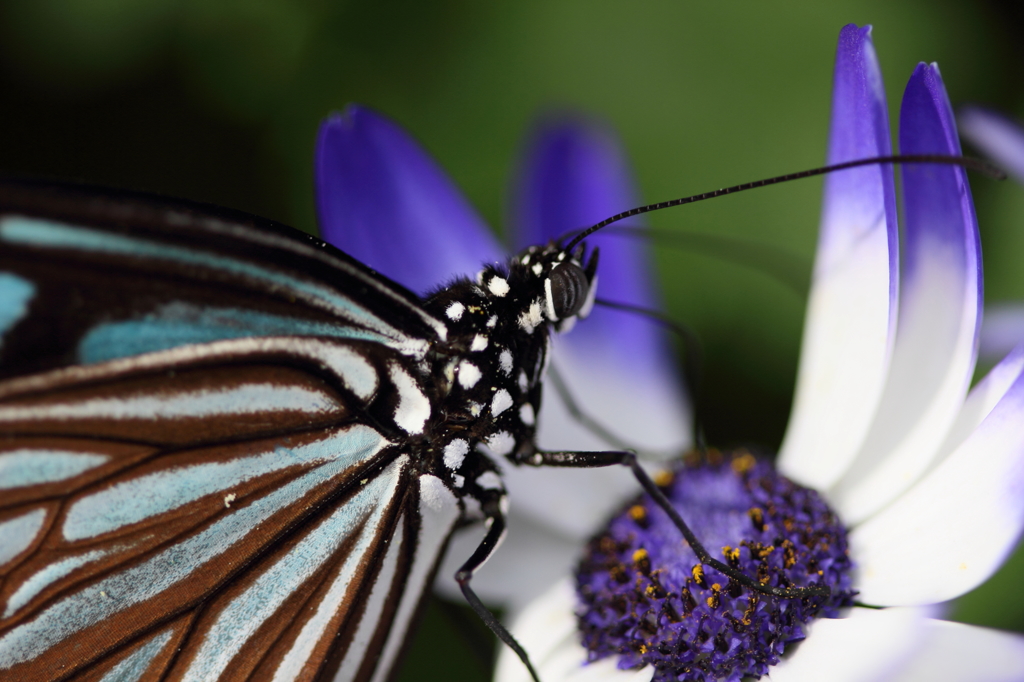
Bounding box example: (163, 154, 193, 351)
(422, 243, 597, 492)
(492, 242, 599, 334)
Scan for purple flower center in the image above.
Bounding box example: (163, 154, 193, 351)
(575, 451, 855, 682)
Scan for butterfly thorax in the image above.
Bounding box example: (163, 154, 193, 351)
(419, 243, 597, 512)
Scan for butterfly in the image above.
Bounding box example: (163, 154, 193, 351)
(0, 168, 620, 681)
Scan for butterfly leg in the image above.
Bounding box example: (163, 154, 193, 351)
(527, 449, 830, 600)
(455, 508, 542, 682)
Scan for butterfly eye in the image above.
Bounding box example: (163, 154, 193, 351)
(548, 262, 590, 320)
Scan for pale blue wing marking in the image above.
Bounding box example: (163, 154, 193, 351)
(366, 474, 460, 682)
(63, 424, 386, 541)
(0, 383, 340, 425)
(182, 456, 407, 682)
(333, 505, 406, 682)
(5, 548, 113, 618)
(0, 425, 389, 671)
(0, 217, 427, 355)
(78, 302, 387, 365)
(0, 272, 33, 351)
(0, 450, 109, 489)
(98, 628, 174, 682)
(0, 509, 46, 567)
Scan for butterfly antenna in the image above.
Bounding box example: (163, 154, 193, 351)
(593, 298, 706, 450)
(564, 153, 1005, 252)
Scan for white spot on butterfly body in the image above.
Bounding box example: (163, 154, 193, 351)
(486, 315, 497, 328)
(470, 335, 488, 352)
(491, 389, 513, 416)
(484, 431, 515, 456)
(517, 301, 543, 334)
(476, 471, 503, 491)
(223, 493, 237, 508)
(488, 276, 510, 297)
(452, 474, 465, 488)
(499, 350, 513, 375)
(446, 302, 465, 321)
(388, 362, 430, 434)
(458, 361, 482, 389)
(519, 403, 535, 426)
(420, 474, 452, 512)
(518, 371, 529, 393)
(444, 439, 469, 470)
(532, 263, 543, 276)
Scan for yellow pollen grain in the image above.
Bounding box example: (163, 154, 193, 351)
(711, 583, 721, 592)
(653, 470, 674, 487)
(722, 546, 740, 562)
(632, 548, 649, 563)
(731, 452, 756, 474)
(691, 564, 705, 582)
(629, 505, 647, 521)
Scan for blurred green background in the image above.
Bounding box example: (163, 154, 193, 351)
(2, 0, 1023, 678)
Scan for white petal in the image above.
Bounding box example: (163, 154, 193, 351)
(778, 26, 898, 490)
(830, 237, 980, 522)
(495, 453, 641, 540)
(888, 619, 1024, 682)
(776, 224, 895, 490)
(768, 607, 931, 682)
(517, 347, 682, 541)
(433, 510, 578, 610)
(494, 578, 653, 682)
(851, 347, 1024, 605)
(540, 343, 690, 460)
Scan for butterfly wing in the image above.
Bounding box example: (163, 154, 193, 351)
(0, 182, 461, 682)
(0, 179, 448, 380)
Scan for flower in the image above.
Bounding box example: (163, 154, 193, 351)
(493, 24, 1024, 682)
(314, 105, 690, 610)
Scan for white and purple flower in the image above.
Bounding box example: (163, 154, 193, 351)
(314, 22, 1024, 682)
(488, 24, 1024, 682)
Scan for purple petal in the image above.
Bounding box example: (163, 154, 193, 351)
(981, 303, 1024, 362)
(778, 24, 899, 490)
(512, 116, 689, 456)
(959, 106, 1024, 184)
(833, 63, 982, 523)
(315, 105, 504, 295)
